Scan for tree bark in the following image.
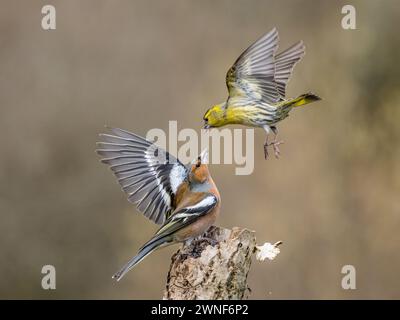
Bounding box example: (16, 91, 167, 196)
(163, 226, 256, 300)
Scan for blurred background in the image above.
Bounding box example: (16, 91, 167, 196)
(1, 0, 399, 299)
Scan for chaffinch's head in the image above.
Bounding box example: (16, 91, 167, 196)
(189, 149, 210, 184)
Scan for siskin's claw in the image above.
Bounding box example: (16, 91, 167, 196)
(272, 140, 284, 159)
(263, 143, 269, 160)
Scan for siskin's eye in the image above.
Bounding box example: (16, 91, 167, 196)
(204, 117, 208, 122)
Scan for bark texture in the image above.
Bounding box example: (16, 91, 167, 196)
(163, 226, 256, 300)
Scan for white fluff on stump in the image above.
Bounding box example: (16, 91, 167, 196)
(163, 226, 281, 300)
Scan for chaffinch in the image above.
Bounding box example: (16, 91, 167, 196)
(97, 127, 221, 281)
(202, 27, 321, 159)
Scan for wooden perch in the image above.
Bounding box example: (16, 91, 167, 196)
(163, 226, 281, 300)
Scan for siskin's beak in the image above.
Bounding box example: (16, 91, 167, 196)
(203, 124, 211, 129)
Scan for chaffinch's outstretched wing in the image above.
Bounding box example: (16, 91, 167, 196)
(97, 127, 188, 225)
(226, 27, 305, 105)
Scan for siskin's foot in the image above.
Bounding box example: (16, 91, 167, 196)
(263, 140, 284, 159)
(263, 143, 269, 159)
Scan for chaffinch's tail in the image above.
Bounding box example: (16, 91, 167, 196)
(112, 236, 170, 281)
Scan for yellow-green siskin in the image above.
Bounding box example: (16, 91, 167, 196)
(203, 27, 321, 159)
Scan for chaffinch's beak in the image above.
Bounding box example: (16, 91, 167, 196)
(192, 148, 209, 166)
(199, 148, 208, 164)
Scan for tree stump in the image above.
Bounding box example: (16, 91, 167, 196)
(163, 226, 257, 300)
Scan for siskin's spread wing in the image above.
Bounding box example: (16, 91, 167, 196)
(97, 127, 188, 225)
(226, 28, 305, 106)
(274, 41, 305, 98)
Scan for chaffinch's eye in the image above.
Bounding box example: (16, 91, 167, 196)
(195, 157, 201, 168)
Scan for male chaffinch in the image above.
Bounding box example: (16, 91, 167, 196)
(202, 27, 321, 159)
(97, 127, 221, 281)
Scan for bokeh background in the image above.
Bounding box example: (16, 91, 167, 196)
(1, 0, 399, 299)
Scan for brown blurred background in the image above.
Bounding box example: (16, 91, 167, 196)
(1, 0, 399, 299)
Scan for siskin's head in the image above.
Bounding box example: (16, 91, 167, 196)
(203, 104, 226, 129)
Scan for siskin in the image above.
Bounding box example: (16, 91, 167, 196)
(203, 28, 321, 159)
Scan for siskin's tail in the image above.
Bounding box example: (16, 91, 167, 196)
(289, 92, 321, 108)
(112, 236, 167, 281)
